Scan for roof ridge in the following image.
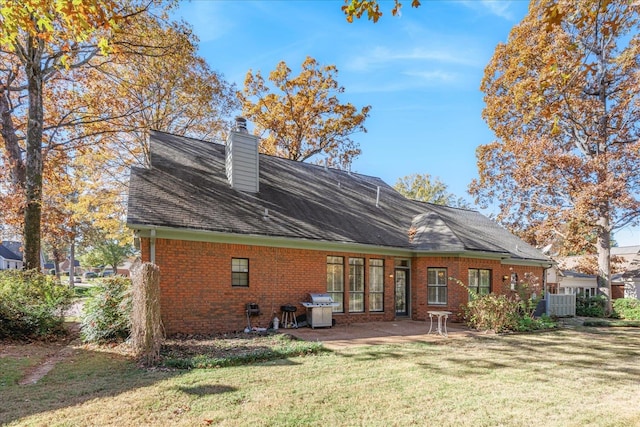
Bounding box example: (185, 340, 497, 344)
(150, 129, 385, 183)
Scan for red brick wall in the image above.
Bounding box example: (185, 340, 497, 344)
(411, 258, 544, 321)
(140, 238, 545, 335)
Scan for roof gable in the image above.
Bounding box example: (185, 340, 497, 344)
(0, 241, 22, 261)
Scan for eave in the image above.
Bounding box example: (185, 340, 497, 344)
(129, 222, 551, 267)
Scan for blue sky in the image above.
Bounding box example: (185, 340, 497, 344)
(175, 0, 639, 247)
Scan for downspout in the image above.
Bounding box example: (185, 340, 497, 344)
(150, 229, 156, 264)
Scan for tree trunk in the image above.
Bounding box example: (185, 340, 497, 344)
(23, 37, 45, 270)
(596, 213, 612, 314)
(0, 88, 26, 187)
(69, 237, 75, 288)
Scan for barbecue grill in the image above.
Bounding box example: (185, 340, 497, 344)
(301, 293, 339, 328)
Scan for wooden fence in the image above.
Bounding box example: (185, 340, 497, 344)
(546, 293, 576, 317)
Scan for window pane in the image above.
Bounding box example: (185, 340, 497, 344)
(428, 287, 437, 303)
(349, 258, 364, 292)
(331, 293, 344, 313)
(369, 293, 383, 312)
(468, 270, 478, 289)
(232, 258, 248, 272)
(480, 269, 490, 286)
(428, 269, 436, 284)
(468, 269, 491, 297)
(349, 258, 364, 312)
(327, 257, 344, 292)
(369, 261, 384, 292)
(231, 258, 249, 287)
(349, 292, 364, 312)
(369, 259, 384, 312)
(428, 268, 447, 305)
(327, 256, 344, 312)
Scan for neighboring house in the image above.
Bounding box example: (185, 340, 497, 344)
(557, 270, 598, 297)
(611, 246, 640, 299)
(0, 241, 23, 270)
(552, 246, 640, 300)
(126, 122, 551, 335)
(60, 259, 81, 274)
(114, 258, 135, 277)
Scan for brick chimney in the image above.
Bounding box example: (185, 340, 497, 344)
(225, 117, 259, 193)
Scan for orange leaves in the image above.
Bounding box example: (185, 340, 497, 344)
(342, 0, 421, 23)
(240, 56, 370, 169)
(0, 0, 123, 56)
(475, 0, 640, 257)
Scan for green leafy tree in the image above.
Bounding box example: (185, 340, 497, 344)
(83, 240, 134, 273)
(394, 173, 471, 208)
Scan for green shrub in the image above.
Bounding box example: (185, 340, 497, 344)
(80, 277, 132, 343)
(576, 294, 607, 317)
(613, 298, 640, 320)
(462, 294, 519, 333)
(0, 270, 73, 339)
(515, 314, 557, 331)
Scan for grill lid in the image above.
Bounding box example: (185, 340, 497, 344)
(303, 293, 339, 307)
(309, 293, 334, 304)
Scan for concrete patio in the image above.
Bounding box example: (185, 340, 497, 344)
(281, 319, 481, 349)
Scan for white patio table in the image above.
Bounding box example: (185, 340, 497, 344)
(427, 310, 452, 337)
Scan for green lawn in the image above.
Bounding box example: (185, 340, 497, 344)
(2, 327, 640, 426)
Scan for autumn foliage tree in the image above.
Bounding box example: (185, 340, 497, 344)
(470, 0, 640, 311)
(0, 0, 145, 269)
(342, 0, 421, 23)
(394, 173, 470, 208)
(239, 56, 371, 169)
(1, 1, 237, 269)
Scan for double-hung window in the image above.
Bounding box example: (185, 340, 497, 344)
(231, 258, 249, 287)
(327, 256, 344, 312)
(349, 258, 365, 312)
(468, 268, 491, 297)
(427, 268, 447, 305)
(369, 259, 384, 312)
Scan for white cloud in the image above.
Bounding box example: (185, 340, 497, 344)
(347, 46, 481, 73)
(402, 70, 458, 83)
(460, 0, 515, 20)
(347, 70, 461, 94)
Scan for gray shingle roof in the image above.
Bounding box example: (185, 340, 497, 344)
(0, 241, 22, 261)
(127, 131, 548, 263)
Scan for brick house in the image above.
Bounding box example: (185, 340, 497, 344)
(126, 120, 551, 335)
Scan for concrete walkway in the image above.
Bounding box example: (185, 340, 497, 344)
(282, 319, 481, 349)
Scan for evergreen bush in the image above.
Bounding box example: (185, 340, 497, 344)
(80, 276, 132, 343)
(0, 270, 73, 339)
(613, 298, 640, 320)
(576, 294, 606, 317)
